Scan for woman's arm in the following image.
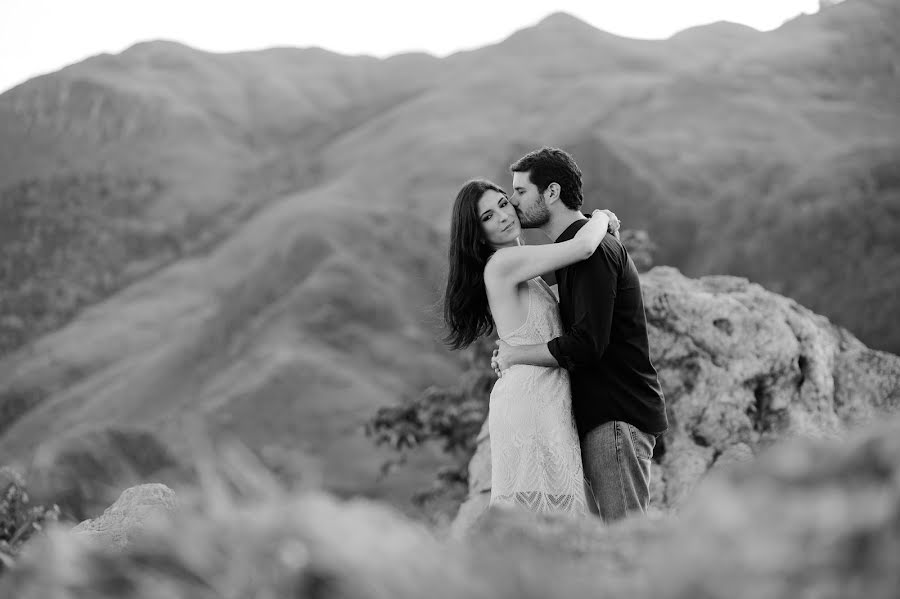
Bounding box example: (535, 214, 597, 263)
(484, 210, 610, 287)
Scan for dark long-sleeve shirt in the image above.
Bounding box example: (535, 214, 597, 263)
(547, 219, 668, 437)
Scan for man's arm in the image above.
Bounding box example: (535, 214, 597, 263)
(493, 340, 558, 375)
(492, 249, 618, 374)
(547, 250, 617, 370)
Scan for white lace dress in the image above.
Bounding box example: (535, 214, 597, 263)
(488, 277, 589, 516)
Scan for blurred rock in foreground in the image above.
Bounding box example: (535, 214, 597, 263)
(70, 483, 177, 549)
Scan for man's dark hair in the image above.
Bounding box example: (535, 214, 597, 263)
(510, 147, 584, 210)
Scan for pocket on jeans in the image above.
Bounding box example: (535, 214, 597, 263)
(627, 423, 654, 460)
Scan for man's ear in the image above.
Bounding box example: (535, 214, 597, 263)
(544, 182, 562, 205)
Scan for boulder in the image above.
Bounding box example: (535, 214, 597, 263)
(448, 425, 491, 537)
(70, 483, 177, 549)
(454, 267, 900, 525)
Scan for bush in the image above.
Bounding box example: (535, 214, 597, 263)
(620, 229, 656, 272)
(366, 336, 495, 504)
(0, 467, 60, 572)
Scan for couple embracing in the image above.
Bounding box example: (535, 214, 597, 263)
(443, 147, 668, 523)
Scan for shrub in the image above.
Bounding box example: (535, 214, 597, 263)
(366, 336, 495, 505)
(0, 467, 60, 572)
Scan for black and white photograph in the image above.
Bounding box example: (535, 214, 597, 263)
(1, 0, 898, 597)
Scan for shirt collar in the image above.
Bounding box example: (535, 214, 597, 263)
(555, 216, 590, 243)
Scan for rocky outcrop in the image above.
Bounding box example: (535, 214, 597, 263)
(454, 267, 900, 529)
(448, 427, 491, 538)
(70, 483, 177, 549)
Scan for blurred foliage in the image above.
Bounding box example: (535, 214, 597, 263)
(0, 441, 608, 599)
(620, 229, 656, 272)
(366, 336, 495, 504)
(5, 418, 900, 599)
(0, 467, 59, 573)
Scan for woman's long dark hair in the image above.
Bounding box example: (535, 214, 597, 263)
(442, 179, 507, 350)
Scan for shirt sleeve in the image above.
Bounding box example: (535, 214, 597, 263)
(547, 249, 618, 371)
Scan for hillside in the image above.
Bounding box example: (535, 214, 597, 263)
(0, 43, 441, 354)
(699, 142, 900, 352)
(0, 197, 459, 517)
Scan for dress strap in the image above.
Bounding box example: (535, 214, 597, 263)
(534, 277, 558, 303)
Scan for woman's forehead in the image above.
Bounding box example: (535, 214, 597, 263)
(477, 190, 506, 211)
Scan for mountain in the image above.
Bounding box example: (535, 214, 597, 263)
(0, 42, 441, 354)
(1, 0, 898, 516)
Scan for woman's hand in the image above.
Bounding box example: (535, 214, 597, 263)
(598, 209, 621, 238)
(572, 209, 611, 253)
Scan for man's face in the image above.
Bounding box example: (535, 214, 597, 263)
(510, 171, 550, 228)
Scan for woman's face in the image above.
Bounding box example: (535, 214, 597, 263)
(477, 189, 521, 249)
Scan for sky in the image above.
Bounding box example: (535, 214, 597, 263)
(1, 0, 822, 94)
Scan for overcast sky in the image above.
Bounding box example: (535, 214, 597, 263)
(1, 0, 821, 93)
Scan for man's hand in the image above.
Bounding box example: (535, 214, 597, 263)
(491, 339, 560, 375)
(491, 339, 514, 378)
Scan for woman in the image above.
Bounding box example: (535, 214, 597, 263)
(443, 178, 615, 516)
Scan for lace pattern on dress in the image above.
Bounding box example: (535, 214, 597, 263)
(488, 278, 588, 516)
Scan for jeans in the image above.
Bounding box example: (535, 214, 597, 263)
(581, 420, 656, 523)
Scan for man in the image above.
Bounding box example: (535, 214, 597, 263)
(492, 146, 668, 522)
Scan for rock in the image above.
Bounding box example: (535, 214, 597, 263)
(448, 424, 491, 538)
(454, 267, 900, 527)
(708, 441, 754, 471)
(70, 483, 177, 549)
(645, 267, 900, 508)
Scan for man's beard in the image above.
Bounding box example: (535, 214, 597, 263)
(516, 196, 550, 228)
